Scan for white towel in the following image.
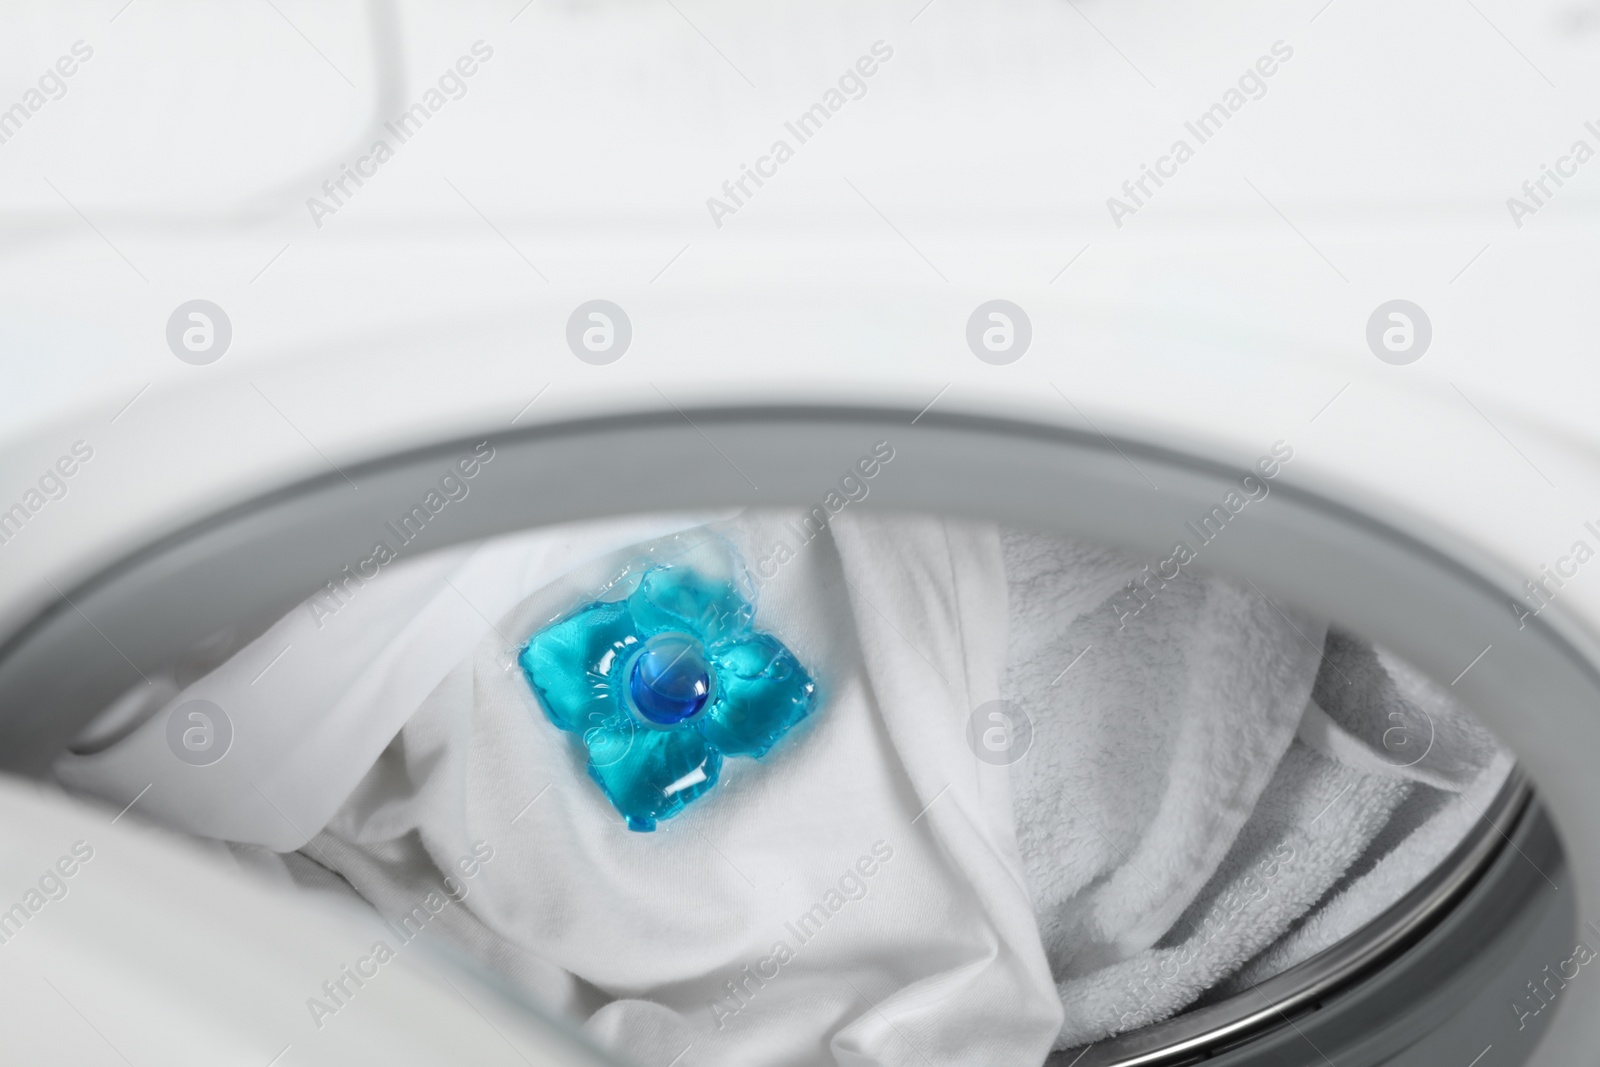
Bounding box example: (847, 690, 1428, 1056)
(1000, 528, 1509, 1051)
(1000, 527, 1328, 1045)
(1221, 639, 1516, 991)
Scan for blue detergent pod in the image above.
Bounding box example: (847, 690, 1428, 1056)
(518, 535, 818, 831)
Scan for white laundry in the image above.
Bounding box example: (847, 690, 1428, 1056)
(1000, 527, 1511, 1051)
(54, 510, 740, 849)
(294, 511, 1062, 1067)
(54, 512, 1512, 1066)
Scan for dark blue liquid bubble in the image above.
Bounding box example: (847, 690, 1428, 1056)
(629, 634, 713, 725)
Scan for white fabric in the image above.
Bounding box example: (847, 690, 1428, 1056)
(999, 528, 1510, 1051)
(63, 511, 1511, 1065)
(1222, 640, 1516, 991)
(1226, 747, 1515, 991)
(1000, 527, 1328, 1045)
(302, 511, 1062, 1067)
(53, 511, 734, 849)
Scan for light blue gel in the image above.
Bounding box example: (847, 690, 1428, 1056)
(518, 541, 817, 831)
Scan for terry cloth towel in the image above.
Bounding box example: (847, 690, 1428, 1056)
(1000, 529, 1510, 1053)
(1218, 639, 1513, 992)
(287, 510, 1063, 1067)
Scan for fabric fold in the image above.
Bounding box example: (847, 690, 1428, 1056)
(1000, 528, 1325, 1006)
(827, 511, 1064, 1065)
(100, 513, 1510, 1066)
(292, 510, 1064, 1066)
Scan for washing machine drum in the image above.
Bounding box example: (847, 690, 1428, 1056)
(0, 412, 1582, 1067)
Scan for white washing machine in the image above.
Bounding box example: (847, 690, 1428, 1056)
(1, 1, 1598, 1064)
